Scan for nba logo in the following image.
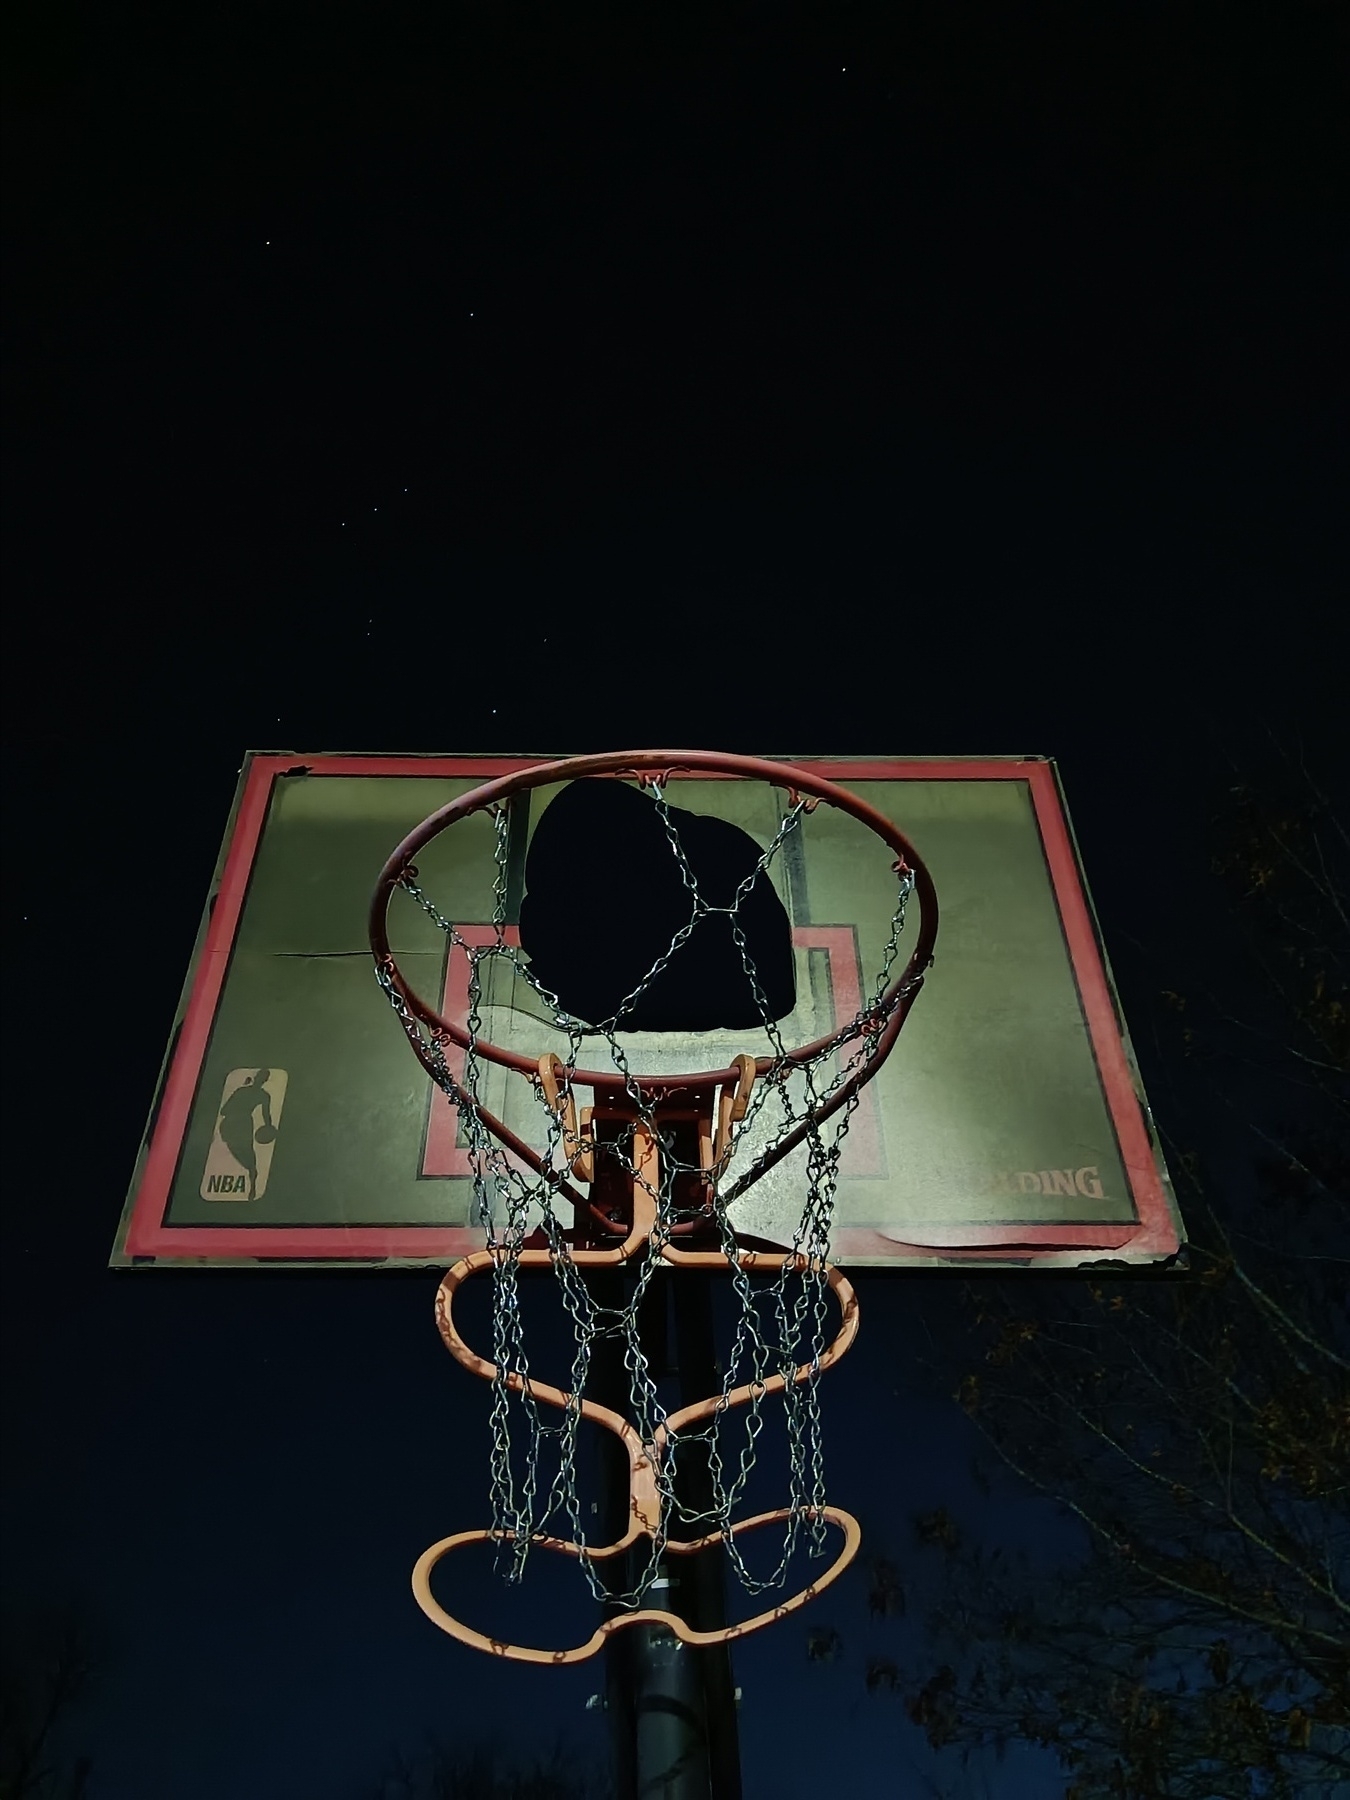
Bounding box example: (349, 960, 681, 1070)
(200, 1068, 288, 1200)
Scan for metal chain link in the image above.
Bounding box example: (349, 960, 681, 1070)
(379, 776, 916, 1606)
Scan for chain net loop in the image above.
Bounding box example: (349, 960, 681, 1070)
(376, 773, 918, 1611)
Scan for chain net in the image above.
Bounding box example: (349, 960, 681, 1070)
(376, 775, 916, 1609)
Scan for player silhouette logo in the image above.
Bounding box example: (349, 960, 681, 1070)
(200, 1068, 288, 1201)
(217, 1069, 276, 1198)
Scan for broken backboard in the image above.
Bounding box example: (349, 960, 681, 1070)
(113, 754, 1182, 1270)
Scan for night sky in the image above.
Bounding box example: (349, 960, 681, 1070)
(2, 5, 1346, 1797)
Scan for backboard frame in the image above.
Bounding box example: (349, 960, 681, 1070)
(113, 752, 1183, 1271)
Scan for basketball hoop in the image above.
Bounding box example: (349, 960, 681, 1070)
(371, 750, 938, 1663)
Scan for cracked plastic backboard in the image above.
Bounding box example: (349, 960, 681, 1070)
(112, 754, 1183, 1270)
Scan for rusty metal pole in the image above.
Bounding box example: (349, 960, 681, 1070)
(671, 1269, 742, 1800)
(596, 1266, 715, 1800)
(595, 1108, 742, 1798)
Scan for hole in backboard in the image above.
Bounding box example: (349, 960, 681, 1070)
(517, 779, 796, 1031)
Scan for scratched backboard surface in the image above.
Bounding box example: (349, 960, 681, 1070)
(113, 755, 1182, 1269)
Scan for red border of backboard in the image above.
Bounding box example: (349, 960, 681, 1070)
(120, 756, 1178, 1266)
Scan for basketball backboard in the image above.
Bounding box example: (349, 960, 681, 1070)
(112, 753, 1182, 1270)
